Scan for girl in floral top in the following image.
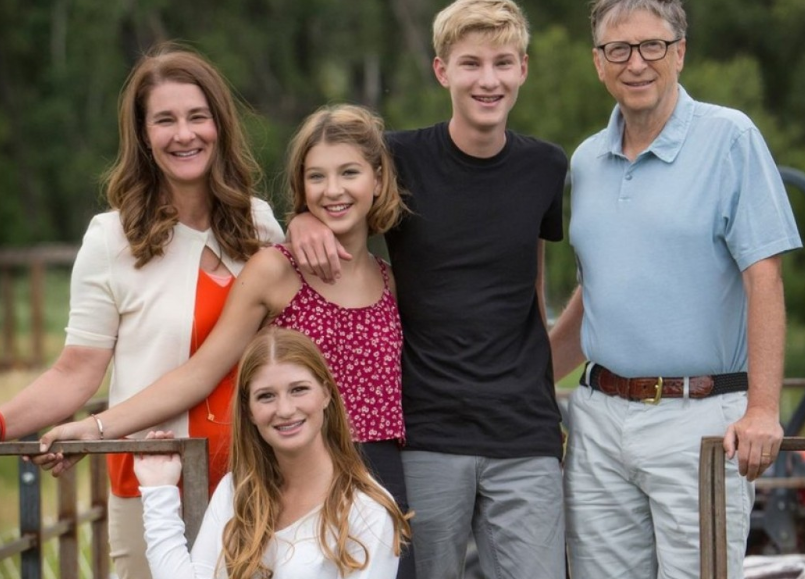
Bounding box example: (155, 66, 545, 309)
(41, 104, 416, 578)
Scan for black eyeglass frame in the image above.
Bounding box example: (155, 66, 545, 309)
(595, 38, 683, 63)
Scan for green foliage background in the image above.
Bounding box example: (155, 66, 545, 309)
(0, 0, 804, 316)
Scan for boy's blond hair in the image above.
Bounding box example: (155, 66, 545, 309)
(432, 0, 530, 61)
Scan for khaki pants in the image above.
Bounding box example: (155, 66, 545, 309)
(565, 387, 753, 579)
(108, 494, 152, 579)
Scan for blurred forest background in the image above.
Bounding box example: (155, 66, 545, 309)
(1, 0, 804, 324)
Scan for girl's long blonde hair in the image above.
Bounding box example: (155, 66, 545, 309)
(103, 41, 262, 268)
(222, 327, 411, 578)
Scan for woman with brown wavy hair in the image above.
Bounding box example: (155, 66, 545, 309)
(0, 41, 283, 579)
(134, 326, 409, 578)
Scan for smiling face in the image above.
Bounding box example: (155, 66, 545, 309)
(247, 361, 331, 457)
(593, 9, 685, 126)
(434, 31, 527, 140)
(144, 81, 218, 193)
(302, 141, 379, 242)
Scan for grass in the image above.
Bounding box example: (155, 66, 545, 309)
(4, 266, 72, 334)
(786, 322, 805, 378)
(782, 323, 805, 427)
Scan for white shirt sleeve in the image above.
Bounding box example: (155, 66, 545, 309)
(141, 477, 233, 579)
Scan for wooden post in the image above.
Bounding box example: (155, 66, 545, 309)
(58, 465, 79, 579)
(29, 257, 45, 368)
(18, 436, 43, 579)
(700, 436, 805, 579)
(1, 266, 15, 368)
(0, 244, 79, 369)
(699, 436, 725, 579)
(90, 453, 109, 579)
(180, 438, 210, 544)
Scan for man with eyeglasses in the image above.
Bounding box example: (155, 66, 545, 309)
(550, 0, 802, 577)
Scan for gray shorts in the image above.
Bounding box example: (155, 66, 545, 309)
(402, 450, 565, 579)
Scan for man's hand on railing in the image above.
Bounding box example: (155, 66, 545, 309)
(723, 406, 784, 482)
(133, 430, 182, 487)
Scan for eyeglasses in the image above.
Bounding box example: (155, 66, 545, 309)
(596, 38, 682, 63)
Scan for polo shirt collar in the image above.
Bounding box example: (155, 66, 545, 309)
(599, 84, 695, 163)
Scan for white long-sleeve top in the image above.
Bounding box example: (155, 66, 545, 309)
(64, 199, 284, 438)
(140, 474, 400, 579)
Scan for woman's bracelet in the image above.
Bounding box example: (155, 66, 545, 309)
(90, 414, 104, 440)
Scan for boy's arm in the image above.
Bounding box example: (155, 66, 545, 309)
(286, 212, 351, 283)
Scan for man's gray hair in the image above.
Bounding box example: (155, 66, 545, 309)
(590, 0, 687, 45)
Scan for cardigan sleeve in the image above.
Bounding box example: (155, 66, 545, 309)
(251, 197, 285, 245)
(64, 214, 120, 349)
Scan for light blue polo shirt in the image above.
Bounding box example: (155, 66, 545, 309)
(569, 85, 802, 377)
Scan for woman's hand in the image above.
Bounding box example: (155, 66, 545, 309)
(133, 430, 182, 487)
(26, 416, 102, 476)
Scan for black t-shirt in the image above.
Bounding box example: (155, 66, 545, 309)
(385, 123, 567, 458)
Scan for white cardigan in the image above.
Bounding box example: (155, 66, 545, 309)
(65, 198, 284, 438)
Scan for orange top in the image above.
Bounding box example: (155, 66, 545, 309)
(107, 269, 235, 498)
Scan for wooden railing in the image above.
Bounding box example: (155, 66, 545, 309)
(0, 433, 208, 579)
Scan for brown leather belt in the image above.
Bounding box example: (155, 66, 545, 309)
(583, 363, 748, 404)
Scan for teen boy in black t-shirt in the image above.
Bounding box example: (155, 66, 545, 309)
(289, 2, 567, 578)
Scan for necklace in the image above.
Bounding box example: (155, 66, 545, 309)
(192, 313, 231, 426)
(204, 397, 230, 425)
